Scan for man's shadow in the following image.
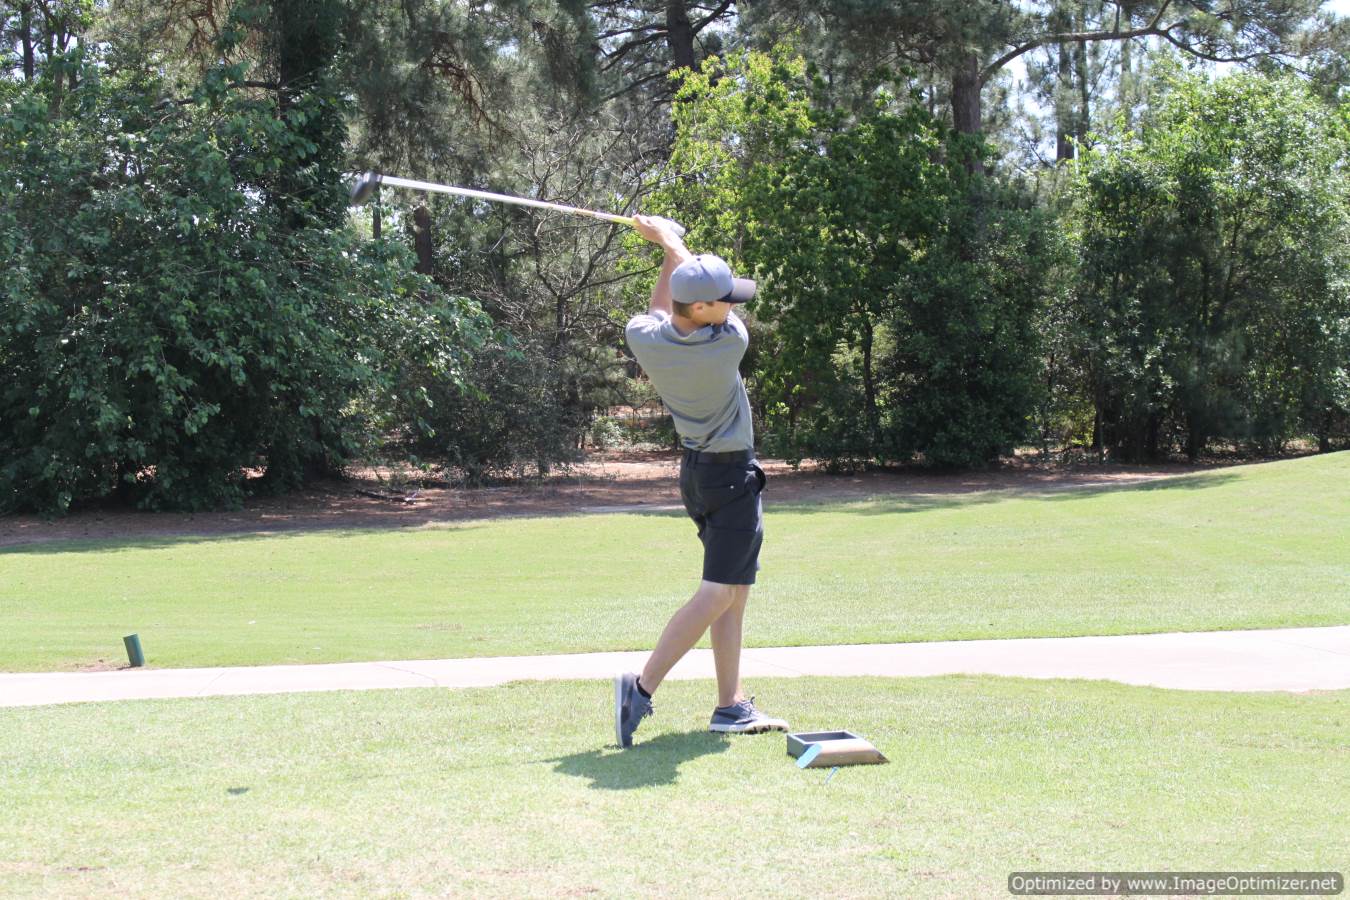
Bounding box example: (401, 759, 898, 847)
(549, 732, 731, 790)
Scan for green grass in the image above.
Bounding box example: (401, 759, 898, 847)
(2, 453, 1347, 672)
(1, 677, 1344, 898)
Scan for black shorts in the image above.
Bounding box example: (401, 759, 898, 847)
(678, 452, 766, 585)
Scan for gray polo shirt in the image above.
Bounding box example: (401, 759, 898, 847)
(625, 310, 754, 452)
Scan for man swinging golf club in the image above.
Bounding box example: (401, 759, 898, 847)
(613, 215, 789, 748)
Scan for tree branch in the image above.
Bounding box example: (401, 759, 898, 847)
(980, 0, 1175, 85)
(596, 23, 661, 41)
(599, 29, 670, 71)
(1156, 30, 1273, 65)
(691, 0, 734, 36)
(597, 68, 671, 102)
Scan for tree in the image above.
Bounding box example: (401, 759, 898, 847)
(0, 0, 93, 112)
(743, 0, 1340, 147)
(642, 50, 1055, 467)
(401, 109, 655, 478)
(588, 0, 736, 101)
(0, 5, 491, 513)
(1016, 0, 1116, 162)
(1068, 69, 1350, 459)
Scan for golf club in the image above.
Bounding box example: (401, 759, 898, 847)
(349, 172, 685, 237)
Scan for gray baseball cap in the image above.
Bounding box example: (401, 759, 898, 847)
(670, 254, 756, 304)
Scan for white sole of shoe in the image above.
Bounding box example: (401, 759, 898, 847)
(709, 720, 789, 734)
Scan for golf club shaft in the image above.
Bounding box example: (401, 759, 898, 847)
(370, 174, 638, 228)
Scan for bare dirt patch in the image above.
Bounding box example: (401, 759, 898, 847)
(0, 451, 1231, 549)
(70, 660, 128, 672)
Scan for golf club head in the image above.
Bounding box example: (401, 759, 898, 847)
(349, 172, 382, 206)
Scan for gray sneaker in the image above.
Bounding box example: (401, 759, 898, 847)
(614, 672, 653, 748)
(708, 696, 789, 734)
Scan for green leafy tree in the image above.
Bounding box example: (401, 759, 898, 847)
(0, 25, 489, 513)
(642, 50, 1054, 467)
(1069, 69, 1350, 459)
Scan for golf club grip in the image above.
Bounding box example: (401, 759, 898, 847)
(610, 213, 687, 238)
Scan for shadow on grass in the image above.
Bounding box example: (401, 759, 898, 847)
(769, 471, 1243, 516)
(0, 521, 491, 556)
(0, 509, 697, 556)
(2, 468, 1249, 552)
(548, 731, 731, 790)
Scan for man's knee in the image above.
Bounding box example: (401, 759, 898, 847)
(695, 580, 742, 614)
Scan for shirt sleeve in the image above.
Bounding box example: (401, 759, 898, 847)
(725, 310, 749, 347)
(625, 311, 668, 349)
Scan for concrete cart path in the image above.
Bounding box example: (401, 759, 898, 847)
(4, 625, 1349, 708)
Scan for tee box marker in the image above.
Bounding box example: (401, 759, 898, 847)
(787, 730, 888, 768)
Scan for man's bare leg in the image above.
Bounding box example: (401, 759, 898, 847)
(709, 584, 750, 707)
(640, 580, 741, 694)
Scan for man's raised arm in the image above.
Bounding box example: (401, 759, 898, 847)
(632, 214, 693, 318)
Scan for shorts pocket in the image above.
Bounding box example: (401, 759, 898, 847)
(698, 480, 748, 517)
(698, 466, 762, 530)
(694, 464, 755, 515)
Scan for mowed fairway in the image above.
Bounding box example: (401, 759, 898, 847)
(2, 678, 1344, 898)
(2, 453, 1347, 672)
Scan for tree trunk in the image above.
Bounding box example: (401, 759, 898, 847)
(47, 69, 64, 117)
(1119, 29, 1133, 128)
(1092, 403, 1103, 462)
(950, 54, 983, 173)
(272, 0, 345, 230)
(1185, 420, 1204, 461)
(45, 23, 65, 117)
(20, 2, 35, 82)
(555, 290, 568, 350)
(665, 1, 696, 72)
(1052, 2, 1073, 161)
(1073, 7, 1090, 151)
(950, 53, 982, 135)
(1055, 40, 1074, 161)
(1146, 411, 1161, 460)
(860, 316, 879, 448)
(68, 36, 81, 91)
(412, 204, 435, 276)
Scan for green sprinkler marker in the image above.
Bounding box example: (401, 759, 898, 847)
(123, 633, 145, 668)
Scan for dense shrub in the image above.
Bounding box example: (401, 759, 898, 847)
(0, 60, 488, 513)
(1068, 71, 1350, 459)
